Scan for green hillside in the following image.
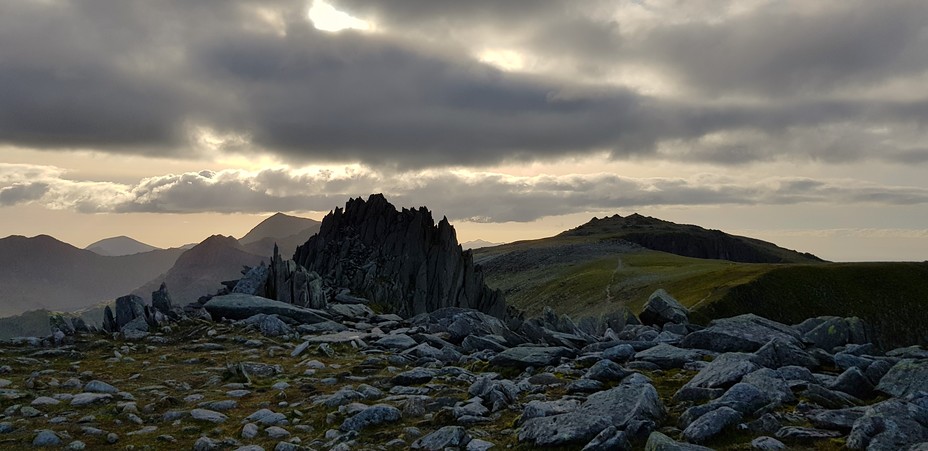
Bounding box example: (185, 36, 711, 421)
(476, 214, 928, 348)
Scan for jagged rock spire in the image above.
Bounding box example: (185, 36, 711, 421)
(294, 194, 506, 318)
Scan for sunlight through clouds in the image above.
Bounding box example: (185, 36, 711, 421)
(308, 0, 371, 32)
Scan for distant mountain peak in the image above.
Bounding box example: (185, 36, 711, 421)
(561, 213, 822, 264)
(86, 236, 160, 257)
(239, 212, 321, 246)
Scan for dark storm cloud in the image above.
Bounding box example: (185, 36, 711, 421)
(4, 164, 928, 222)
(1, 0, 927, 167)
(0, 183, 49, 206)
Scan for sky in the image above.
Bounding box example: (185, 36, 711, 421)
(1, 0, 927, 261)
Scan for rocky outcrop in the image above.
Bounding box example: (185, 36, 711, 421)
(267, 245, 326, 310)
(293, 194, 506, 318)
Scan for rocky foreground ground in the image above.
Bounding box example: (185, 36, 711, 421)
(1, 290, 927, 450)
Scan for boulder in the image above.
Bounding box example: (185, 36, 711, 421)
(151, 282, 174, 314)
(683, 352, 759, 390)
(831, 366, 875, 399)
(582, 426, 631, 451)
(639, 289, 690, 327)
(491, 346, 575, 369)
(683, 406, 742, 443)
(411, 426, 471, 450)
(339, 404, 402, 432)
(114, 294, 146, 330)
(644, 431, 713, 450)
(520, 375, 665, 447)
(634, 343, 709, 369)
(805, 407, 866, 432)
(681, 314, 802, 352)
(48, 314, 75, 336)
(751, 338, 818, 369)
(203, 294, 329, 324)
(232, 264, 268, 296)
(876, 359, 928, 398)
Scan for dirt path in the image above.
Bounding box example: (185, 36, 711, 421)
(604, 257, 624, 302)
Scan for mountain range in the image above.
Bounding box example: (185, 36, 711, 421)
(0, 213, 319, 322)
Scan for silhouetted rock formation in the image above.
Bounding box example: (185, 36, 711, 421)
(294, 194, 506, 318)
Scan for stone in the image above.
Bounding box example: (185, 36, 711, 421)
(684, 352, 759, 389)
(245, 409, 288, 426)
(683, 406, 742, 443)
(634, 343, 708, 369)
(32, 396, 60, 406)
(465, 439, 494, 451)
(802, 384, 862, 410)
(639, 289, 689, 326)
(152, 282, 174, 314)
(520, 375, 664, 446)
(265, 426, 290, 439)
(114, 294, 146, 330)
(805, 407, 866, 432)
(461, 334, 508, 353)
(193, 437, 219, 451)
(644, 431, 713, 450)
(847, 398, 928, 450)
(584, 359, 630, 382)
(411, 426, 471, 450)
(203, 294, 330, 324)
(49, 313, 75, 335)
(522, 399, 580, 421)
(190, 408, 228, 423)
(375, 334, 418, 350)
(602, 343, 637, 362)
(681, 314, 802, 352)
(65, 440, 86, 450)
(490, 346, 575, 369)
(775, 426, 842, 441)
(392, 368, 436, 386)
(741, 368, 795, 405)
(876, 359, 928, 398)
(751, 338, 818, 369)
(751, 436, 787, 450)
(33, 430, 61, 447)
(831, 366, 875, 399)
(581, 426, 631, 451)
(71, 393, 112, 406)
(232, 264, 269, 296)
(340, 404, 402, 432)
(241, 423, 259, 439)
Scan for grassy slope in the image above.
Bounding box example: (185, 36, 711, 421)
(478, 229, 928, 347)
(702, 262, 928, 349)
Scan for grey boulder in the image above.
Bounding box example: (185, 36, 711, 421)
(639, 289, 690, 327)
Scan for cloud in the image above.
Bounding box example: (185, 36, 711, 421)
(0, 1, 926, 168)
(3, 163, 928, 222)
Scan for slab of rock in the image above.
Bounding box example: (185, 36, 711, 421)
(750, 436, 787, 450)
(375, 334, 418, 350)
(522, 399, 581, 421)
(245, 409, 287, 426)
(392, 368, 437, 386)
(520, 375, 664, 447)
(847, 397, 928, 450)
(411, 426, 471, 450)
(775, 426, 842, 442)
(684, 352, 759, 390)
(71, 393, 112, 407)
(635, 343, 708, 369)
(805, 407, 866, 432)
(582, 426, 631, 451)
(115, 294, 146, 330)
(831, 366, 875, 399)
(644, 431, 713, 450)
(683, 406, 742, 443)
(491, 346, 574, 369)
(639, 289, 690, 326)
(340, 404, 402, 432)
(681, 314, 801, 352)
(751, 338, 818, 369)
(190, 409, 228, 423)
(584, 359, 630, 382)
(876, 359, 928, 398)
(204, 294, 329, 324)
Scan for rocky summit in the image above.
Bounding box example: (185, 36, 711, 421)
(293, 194, 507, 319)
(2, 280, 927, 450)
